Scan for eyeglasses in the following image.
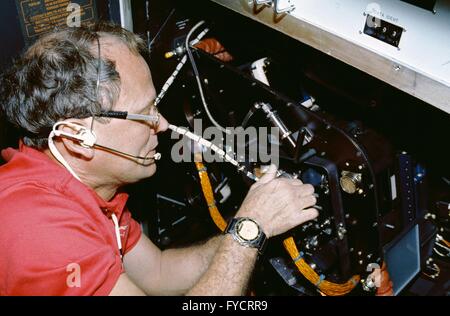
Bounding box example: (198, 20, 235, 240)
(94, 108, 161, 130)
(92, 36, 161, 131)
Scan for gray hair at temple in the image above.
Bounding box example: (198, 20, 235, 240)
(0, 22, 146, 149)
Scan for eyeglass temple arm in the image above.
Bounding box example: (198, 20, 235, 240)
(98, 111, 160, 122)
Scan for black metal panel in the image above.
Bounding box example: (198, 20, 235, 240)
(0, 1, 25, 71)
(0, 0, 112, 71)
(401, 0, 437, 12)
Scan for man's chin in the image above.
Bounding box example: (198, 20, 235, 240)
(140, 163, 157, 178)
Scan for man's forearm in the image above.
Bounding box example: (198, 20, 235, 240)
(187, 234, 258, 296)
(157, 235, 223, 295)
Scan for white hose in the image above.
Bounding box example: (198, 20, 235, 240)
(168, 124, 259, 181)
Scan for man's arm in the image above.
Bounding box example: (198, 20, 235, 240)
(109, 274, 146, 296)
(122, 233, 223, 295)
(187, 234, 258, 296)
(113, 234, 253, 296)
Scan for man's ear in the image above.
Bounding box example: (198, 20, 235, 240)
(58, 124, 96, 160)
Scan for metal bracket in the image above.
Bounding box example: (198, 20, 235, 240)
(274, 0, 296, 14)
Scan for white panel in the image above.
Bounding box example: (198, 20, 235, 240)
(286, 0, 450, 87)
(211, 0, 450, 114)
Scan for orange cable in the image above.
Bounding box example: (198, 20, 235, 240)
(283, 237, 360, 296)
(195, 161, 227, 232)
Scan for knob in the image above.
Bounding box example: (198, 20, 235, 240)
(340, 171, 362, 194)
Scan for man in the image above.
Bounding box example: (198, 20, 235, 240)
(0, 23, 318, 296)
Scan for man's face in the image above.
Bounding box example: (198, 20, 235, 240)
(87, 37, 168, 185)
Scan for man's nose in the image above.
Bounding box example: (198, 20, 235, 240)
(156, 114, 169, 133)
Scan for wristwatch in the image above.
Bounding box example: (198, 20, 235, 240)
(225, 217, 268, 254)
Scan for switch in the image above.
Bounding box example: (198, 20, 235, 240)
(363, 14, 404, 48)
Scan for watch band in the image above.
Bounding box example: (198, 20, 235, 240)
(225, 217, 268, 254)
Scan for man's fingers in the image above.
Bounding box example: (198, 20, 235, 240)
(257, 164, 278, 185)
(294, 207, 319, 225)
(298, 194, 317, 210)
(290, 179, 304, 186)
(297, 184, 315, 197)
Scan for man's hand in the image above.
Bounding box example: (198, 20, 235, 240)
(236, 164, 318, 238)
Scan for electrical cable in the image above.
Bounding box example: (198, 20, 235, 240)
(169, 124, 258, 181)
(241, 106, 257, 128)
(185, 21, 232, 135)
(283, 237, 360, 296)
(154, 28, 210, 107)
(195, 159, 228, 232)
(437, 234, 450, 248)
(434, 248, 448, 257)
(435, 242, 450, 253)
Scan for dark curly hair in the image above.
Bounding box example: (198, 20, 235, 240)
(0, 22, 146, 149)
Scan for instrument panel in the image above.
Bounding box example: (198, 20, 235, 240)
(210, 0, 450, 114)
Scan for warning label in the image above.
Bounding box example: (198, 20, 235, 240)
(15, 0, 97, 46)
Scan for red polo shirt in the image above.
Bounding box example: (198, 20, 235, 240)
(0, 143, 142, 296)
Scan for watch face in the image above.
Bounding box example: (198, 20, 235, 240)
(237, 219, 260, 241)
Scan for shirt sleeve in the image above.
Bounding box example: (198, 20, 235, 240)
(0, 186, 123, 296)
